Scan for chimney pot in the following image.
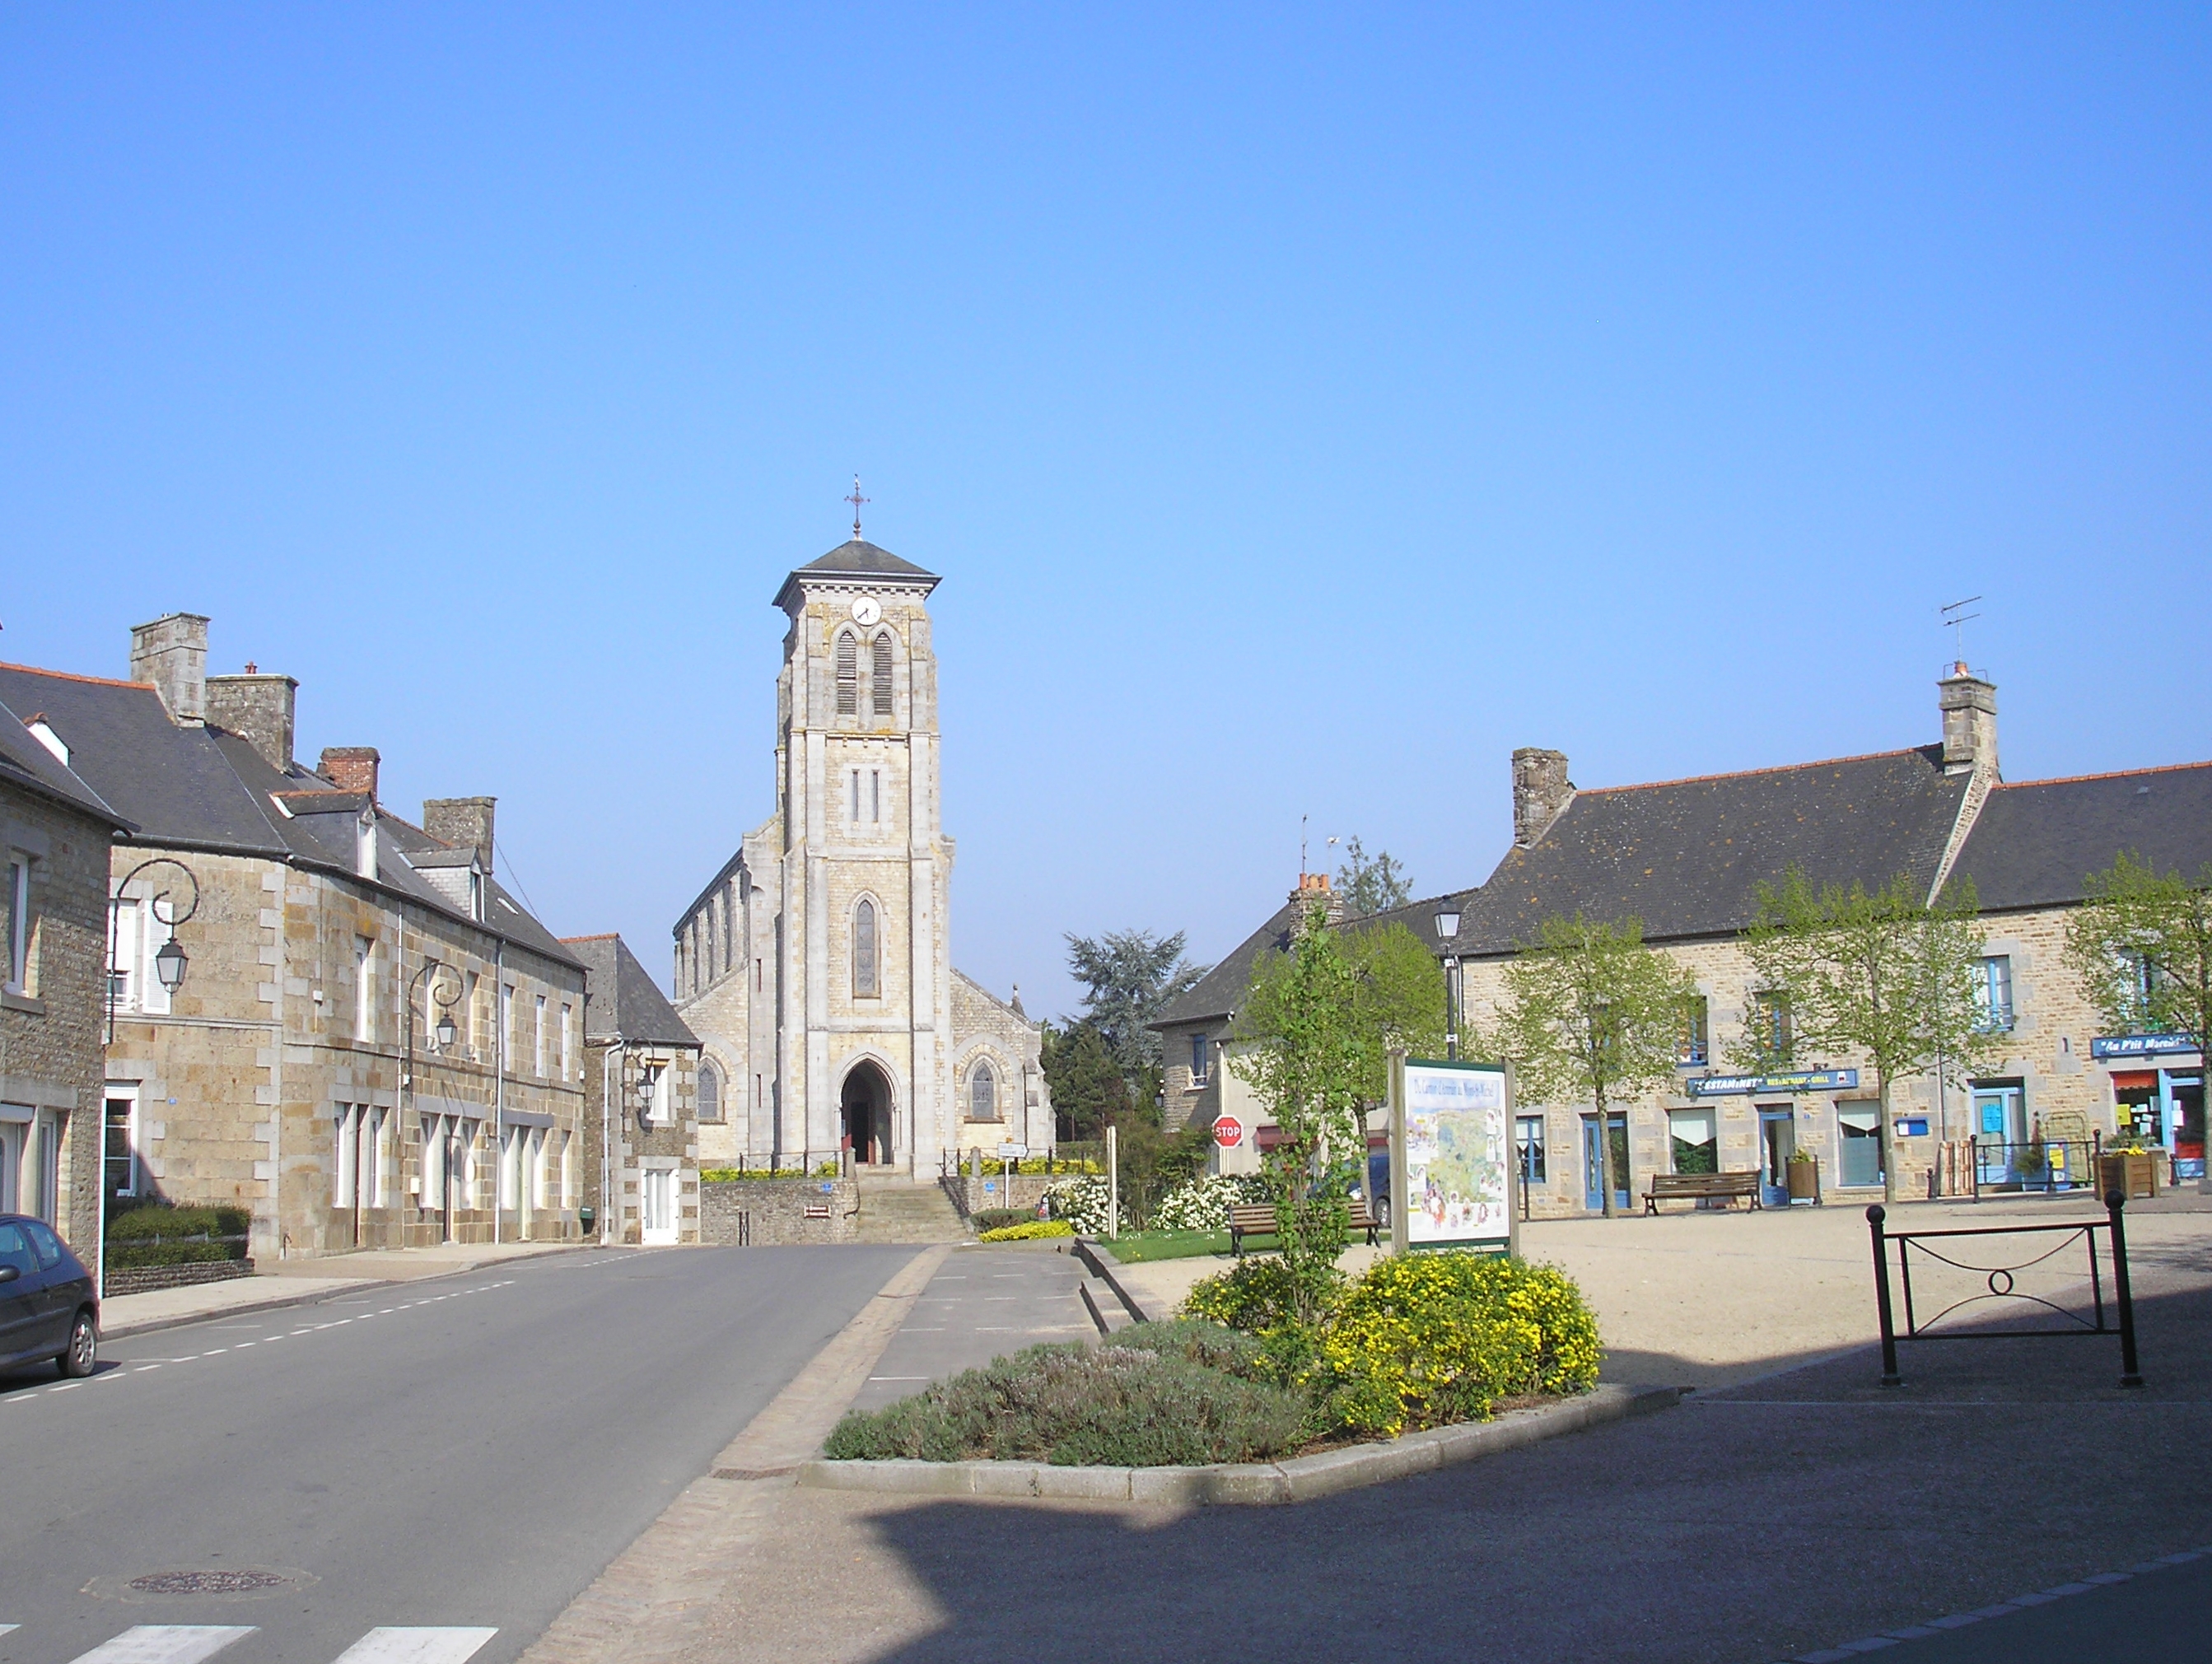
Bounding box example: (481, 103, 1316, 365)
(1512, 748, 1575, 847)
(424, 795, 497, 873)
(320, 746, 381, 802)
(128, 613, 210, 725)
(207, 670, 299, 774)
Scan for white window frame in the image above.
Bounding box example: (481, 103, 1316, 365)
(1974, 955, 2016, 1032)
(355, 937, 376, 1042)
(560, 1003, 573, 1081)
(105, 1084, 142, 1200)
(534, 993, 547, 1076)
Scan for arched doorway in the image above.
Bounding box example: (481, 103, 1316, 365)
(841, 1060, 897, 1167)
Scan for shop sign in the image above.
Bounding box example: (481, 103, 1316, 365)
(2090, 1034, 2199, 1060)
(1688, 1069, 1860, 1098)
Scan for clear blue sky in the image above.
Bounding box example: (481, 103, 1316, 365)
(3, 5, 2206, 1018)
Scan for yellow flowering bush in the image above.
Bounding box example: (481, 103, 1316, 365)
(978, 1219, 1076, 1242)
(1309, 1253, 1602, 1437)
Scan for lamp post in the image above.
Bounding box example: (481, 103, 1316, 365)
(403, 955, 463, 1243)
(1434, 904, 1463, 1061)
(100, 855, 200, 1298)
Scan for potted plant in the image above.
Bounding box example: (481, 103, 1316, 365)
(2098, 1142, 2160, 1200)
(1785, 1148, 1819, 1203)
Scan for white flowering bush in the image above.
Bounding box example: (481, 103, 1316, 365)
(1041, 1174, 1122, 1236)
(1150, 1173, 1272, 1233)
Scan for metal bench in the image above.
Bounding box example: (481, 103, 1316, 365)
(1228, 1201, 1381, 1256)
(1643, 1171, 1762, 1214)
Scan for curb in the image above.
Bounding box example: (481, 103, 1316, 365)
(1069, 1238, 1155, 1324)
(796, 1381, 1677, 1505)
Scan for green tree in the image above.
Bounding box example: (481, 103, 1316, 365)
(1336, 836, 1412, 919)
(1065, 928, 1207, 1088)
(1496, 914, 1700, 1219)
(1041, 1020, 1132, 1143)
(1738, 869, 1996, 1204)
(2064, 852, 2212, 1113)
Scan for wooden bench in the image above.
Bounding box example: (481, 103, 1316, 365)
(1643, 1171, 1762, 1214)
(1228, 1201, 1381, 1256)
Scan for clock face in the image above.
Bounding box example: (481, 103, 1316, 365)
(851, 597, 882, 627)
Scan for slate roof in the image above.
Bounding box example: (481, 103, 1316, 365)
(1943, 762, 2212, 912)
(0, 691, 130, 830)
(0, 660, 578, 968)
(562, 935, 700, 1046)
(1463, 746, 1972, 953)
(772, 539, 941, 609)
(1152, 897, 1309, 1028)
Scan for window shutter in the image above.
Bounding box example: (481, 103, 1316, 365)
(871, 632, 894, 715)
(836, 632, 858, 715)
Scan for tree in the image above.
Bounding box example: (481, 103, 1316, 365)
(1738, 869, 1997, 1204)
(1041, 1020, 1132, 1143)
(1336, 836, 1412, 919)
(1064, 928, 1207, 1088)
(2064, 853, 2212, 1140)
(1496, 914, 1700, 1219)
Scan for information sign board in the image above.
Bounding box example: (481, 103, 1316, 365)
(1391, 1058, 1514, 1256)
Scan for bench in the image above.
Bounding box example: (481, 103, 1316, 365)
(1228, 1201, 1381, 1256)
(1643, 1171, 1762, 1214)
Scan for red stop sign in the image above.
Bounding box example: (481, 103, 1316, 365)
(1214, 1115, 1244, 1149)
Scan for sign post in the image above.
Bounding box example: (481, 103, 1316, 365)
(1390, 1056, 1515, 1258)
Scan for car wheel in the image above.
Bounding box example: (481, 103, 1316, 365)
(58, 1309, 97, 1378)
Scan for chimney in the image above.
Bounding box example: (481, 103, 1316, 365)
(320, 746, 381, 803)
(1512, 748, 1575, 846)
(207, 671, 299, 772)
(424, 796, 496, 871)
(1938, 664, 1999, 779)
(128, 613, 210, 725)
(1289, 870, 1346, 924)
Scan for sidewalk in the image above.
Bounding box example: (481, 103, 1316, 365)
(101, 1238, 594, 1339)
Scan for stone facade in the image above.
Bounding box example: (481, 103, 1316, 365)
(673, 540, 1051, 1183)
(698, 1177, 859, 1244)
(578, 1035, 702, 1246)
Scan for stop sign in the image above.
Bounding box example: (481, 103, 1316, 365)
(1214, 1115, 1244, 1149)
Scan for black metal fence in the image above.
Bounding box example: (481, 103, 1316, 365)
(1866, 1194, 2142, 1389)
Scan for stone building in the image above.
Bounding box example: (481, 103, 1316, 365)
(1156, 667, 2210, 1213)
(0, 614, 588, 1264)
(566, 933, 703, 1245)
(0, 689, 130, 1261)
(670, 537, 1051, 1181)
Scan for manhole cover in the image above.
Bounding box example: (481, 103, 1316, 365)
(129, 1570, 290, 1596)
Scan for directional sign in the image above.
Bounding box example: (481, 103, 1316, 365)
(1214, 1115, 1244, 1149)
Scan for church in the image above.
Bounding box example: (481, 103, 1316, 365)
(670, 534, 1052, 1182)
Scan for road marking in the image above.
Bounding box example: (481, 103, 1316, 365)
(900, 1326, 945, 1332)
(869, 1375, 931, 1382)
(69, 1624, 258, 1663)
(329, 1626, 499, 1662)
(0, 1624, 15, 1638)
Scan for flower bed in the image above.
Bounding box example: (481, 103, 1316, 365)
(1149, 1173, 1270, 1233)
(977, 1219, 1074, 1242)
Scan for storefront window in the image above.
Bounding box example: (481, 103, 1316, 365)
(1837, 1102, 1882, 1187)
(1668, 1107, 1718, 1174)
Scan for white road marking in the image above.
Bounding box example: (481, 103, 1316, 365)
(328, 1626, 499, 1663)
(68, 1624, 257, 1663)
(0, 1624, 15, 1638)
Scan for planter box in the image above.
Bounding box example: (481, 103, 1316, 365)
(2099, 1152, 2159, 1200)
(1786, 1163, 1818, 1202)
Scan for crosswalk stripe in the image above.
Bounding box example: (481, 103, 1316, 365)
(328, 1628, 498, 1663)
(68, 1625, 257, 1663)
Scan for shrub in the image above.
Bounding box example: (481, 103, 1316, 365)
(105, 1203, 250, 1243)
(823, 1339, 1306, 1466)
(1310, 1254, 1602, 1437)
(970, 1208, 1032, 1233)
(977, 1219, 1074, 1242)
(1040, 1174, 1120, 1235)
(1150, 1173, 1270, 1233)
(1181, 1254, 1318, 1335)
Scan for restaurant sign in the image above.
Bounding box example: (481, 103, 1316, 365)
(1688, 1068, 1860, 1098)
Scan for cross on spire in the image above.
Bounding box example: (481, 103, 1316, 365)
(844, 475, 870, 542)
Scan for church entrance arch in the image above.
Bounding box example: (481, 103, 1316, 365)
(841, 1060, 897, 1167)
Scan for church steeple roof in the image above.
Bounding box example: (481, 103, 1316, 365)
(772, 539, 940, 610)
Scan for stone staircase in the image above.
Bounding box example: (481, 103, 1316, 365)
(851, 1172, 970, 1243)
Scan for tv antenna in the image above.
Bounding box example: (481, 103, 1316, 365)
(1940, 596, 1982, 667)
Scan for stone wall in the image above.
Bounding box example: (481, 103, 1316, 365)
(698, 1177, 859, 1244)
(944, 1172, 1066, 1218)
(103, 1258, 256, 1298)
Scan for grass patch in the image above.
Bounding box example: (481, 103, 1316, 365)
(1099, 1228, 1233, 1263)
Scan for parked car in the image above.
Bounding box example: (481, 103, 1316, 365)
(0, 1213, 98, 1378)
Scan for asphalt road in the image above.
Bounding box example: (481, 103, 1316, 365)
(0, 1244, 917, 1664)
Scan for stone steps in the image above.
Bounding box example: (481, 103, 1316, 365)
(851, 1178, 968, 1243)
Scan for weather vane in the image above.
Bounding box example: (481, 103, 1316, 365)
(1941, 595, 1982, 667)
(844, 475, 870, 542)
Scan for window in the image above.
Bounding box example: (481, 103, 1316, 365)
(1517, 1115, 1547, 1185)
(1749, 991, 1793, 1067)
(560, 1003, 573, 1081)
(420, 1116, 447, 1210)
(836, 630, 859, 715)
(1191, 1033, 1211, 1085)
(464, 972, 481, 1055)
(501, 982, 516, 1063)
(698, 1060, 723, 1123)
(334, 1105, 358, 1209)
(703, 908, 716, 981)
(108, 898, 173, 1015)
(2, 855, 28, 995)
(853, 900, 878, 997)
(1677, 996, 1710, 1066)
(871, 632, 894, 715)
(534, 994, 548, 1075)
(355, 936, 376, 1042)
(870, 769, 880, 823)
(1668, 1107, 1719, 1175)
(1973, 956, 2015, 1032)
(970, 1063, 998, 1122)
(1837, 1102, 1883, 1187)
(722, 888, 735, 972)
(105, 1089, 139, 1200)
(850, 769, 861, 823)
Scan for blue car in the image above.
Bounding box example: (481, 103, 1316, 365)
(0, 1213, 99, 1379)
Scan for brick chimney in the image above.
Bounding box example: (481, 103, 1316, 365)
(1938, 664, 1999, 780)
(320, 746, 381, 802)
(207, 671, 299, 772)
(1512, 748, 1574, 846)
(424, 796, 496, 871)
(129, 613, 210, 725)
(1288, 870, 1345, 925)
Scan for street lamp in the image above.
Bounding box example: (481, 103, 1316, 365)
(100, 855, 201, 1298)
(1434, 903, 1463, 1061)
(403, 956, 465, 1242)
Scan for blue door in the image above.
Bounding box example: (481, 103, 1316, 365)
(1582, 1114, 1629, 1212)
(1758, 1108, 1795, 1205)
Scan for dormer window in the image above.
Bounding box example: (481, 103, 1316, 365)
(356, 812, 378, 879)
(469, 869, 485, 921)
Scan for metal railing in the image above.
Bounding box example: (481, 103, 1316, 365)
(1866, 1194, 2142, 1389)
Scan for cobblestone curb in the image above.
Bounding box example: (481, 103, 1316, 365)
(796, 1381, 1678, 1505)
